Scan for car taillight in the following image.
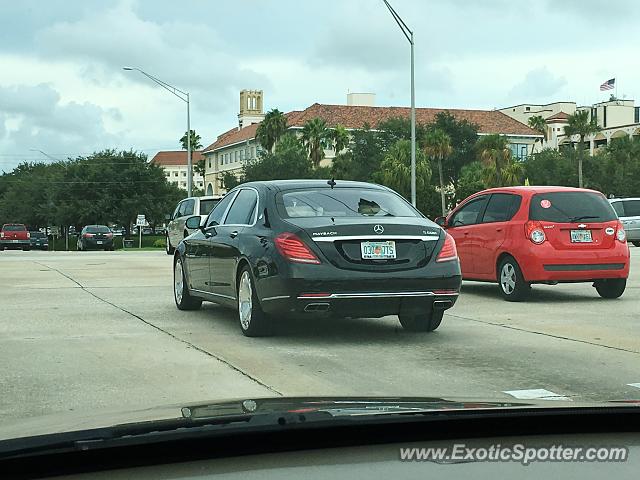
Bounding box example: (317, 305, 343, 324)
(274, 233, 321, 264)
(0, 232, 4, 238)
(436, 233, 458, 262)
(525, 221, 546, 244)
(84, 233, 94, 238)
(26, 232, 30, 239)
(616, 222, 626, 243)
(105, 232, 113, 238)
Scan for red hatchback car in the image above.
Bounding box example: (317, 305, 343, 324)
(435, 186, 630, 301)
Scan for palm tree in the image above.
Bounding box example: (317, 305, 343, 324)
(563, 110, 600, 188)
(180, 130, 202, 150)
(301, 118, 331, 168)
(527, 115, 547, 144)
(331, 124, 350, 154)
(256, 109, 288, 153)
(375, 140, 431, 200)
(424, 128, 452, 216)
(476, 134, 512, 186)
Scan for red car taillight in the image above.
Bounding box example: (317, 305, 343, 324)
(105, 232, 113, 238)
(616, 221, 626, 243)
(525, 221, 546, 244)
(274, 233, 320, 264)
(0, 232, 4, 238)
(436, 233, 458, 262)
(26, 232, 30, 239)
(84, 233, 94, 238)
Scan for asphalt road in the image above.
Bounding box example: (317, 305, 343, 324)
(1, 248, 639, 427)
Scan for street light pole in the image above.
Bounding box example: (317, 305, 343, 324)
(123, 67, 193, 197)
(383, 0, 416, 207)
(186, 92, 191, 195)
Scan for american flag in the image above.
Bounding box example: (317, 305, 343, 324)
(600, 78, 615, 91)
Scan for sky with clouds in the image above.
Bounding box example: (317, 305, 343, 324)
(1, 0, 638, 172)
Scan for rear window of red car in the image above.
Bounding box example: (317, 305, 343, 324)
(2, 224, 26, 231)
(529, 192, 617, 223)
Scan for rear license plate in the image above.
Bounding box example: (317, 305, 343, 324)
(570, 230, 592, 243)
(96, 240, 103, 244)
(361, 240, 396, 259)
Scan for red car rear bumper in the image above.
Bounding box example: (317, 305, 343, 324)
(517, 242, 630, 282)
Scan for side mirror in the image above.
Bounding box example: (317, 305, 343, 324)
(165, 213, 172, 220)
(434, 216, 447, 228)
(185, 215, 202, 230)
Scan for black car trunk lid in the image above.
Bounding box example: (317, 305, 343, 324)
(284, 217, 443, 272)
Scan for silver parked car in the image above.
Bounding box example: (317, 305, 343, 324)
(610, 197, 640, 247)
(165, 195, 222, 254)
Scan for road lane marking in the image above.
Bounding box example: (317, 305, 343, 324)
(503, 389, 572, 401)
(628, 383, 640, 389)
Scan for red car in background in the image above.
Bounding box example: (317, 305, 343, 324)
(435, 187, 630, 301)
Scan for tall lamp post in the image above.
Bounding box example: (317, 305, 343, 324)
(123, 67, 193, 197)
(383, 0, 416, 207)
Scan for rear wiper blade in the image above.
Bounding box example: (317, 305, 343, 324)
(569, 215, 600, 222)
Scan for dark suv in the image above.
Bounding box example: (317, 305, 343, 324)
(29, 231, 49, 250)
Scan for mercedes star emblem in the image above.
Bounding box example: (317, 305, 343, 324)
(373, 224, 384, 234)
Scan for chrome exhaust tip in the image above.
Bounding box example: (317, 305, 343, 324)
(304, 303, 331, 312)
(433, 300, 453, 310)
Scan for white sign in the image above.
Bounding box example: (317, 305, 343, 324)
(136, 214, 146, 227)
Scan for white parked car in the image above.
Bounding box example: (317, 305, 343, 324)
(610, 197, 640, 247)
(165, 195, 222, 254)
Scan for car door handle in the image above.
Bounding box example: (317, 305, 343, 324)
(496, 227, 503, 232)
(229, 230, 239, 239)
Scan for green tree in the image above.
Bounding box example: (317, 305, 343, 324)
(528, 115, 547, 144)
(523, 148, 576, 187)
(430, 111, 479, 195)
(243, 134, 313, 181)
(330, 124, 384, 182)
(194, 158, 206, 176)
(0, 150, 184, 237)
(476, 134, 513, 186)
(180, 129, 202, 150)
(563, 110, 600, 188)
(331, 124, 350, 153)
(424, 128, 453, 215)
(374, 139, 432, 204)
(219, 171, 241, 191)
(376, 117, 429, 150)
(301, 118, 331, 168)
(255, 108, 288, 152)
(456, 161, 486, 201)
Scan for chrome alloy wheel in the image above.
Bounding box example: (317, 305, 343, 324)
(238, 270, 252, 330)
(174, 259, 184, 304)
(500, 262, 516, 295)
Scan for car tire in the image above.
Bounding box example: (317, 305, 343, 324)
(173, 256, 202, 310)
(399, 310, 444, 332)
(498, 256, 530, 302)
(594, 278, 626, 299)
(237, 266, 273, 337)
(22, 246, 30, 251)
(166, 235, 175, 255)
(632, 241, 640, 248)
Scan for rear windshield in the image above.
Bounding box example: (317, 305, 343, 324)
(30, 232, 46, 238)
(529, 192, 617, 223)
(277, 188, 419, 218)
(2, 225, 26, 231)
(200, 199, 220, 215)
(86, 226, 111, 233)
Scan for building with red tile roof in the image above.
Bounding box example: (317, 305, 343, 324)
(150, 150, 205, 191)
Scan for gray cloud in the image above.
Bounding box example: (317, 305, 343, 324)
(509, 67, 567, 101)
(0, 84, 122, 171)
